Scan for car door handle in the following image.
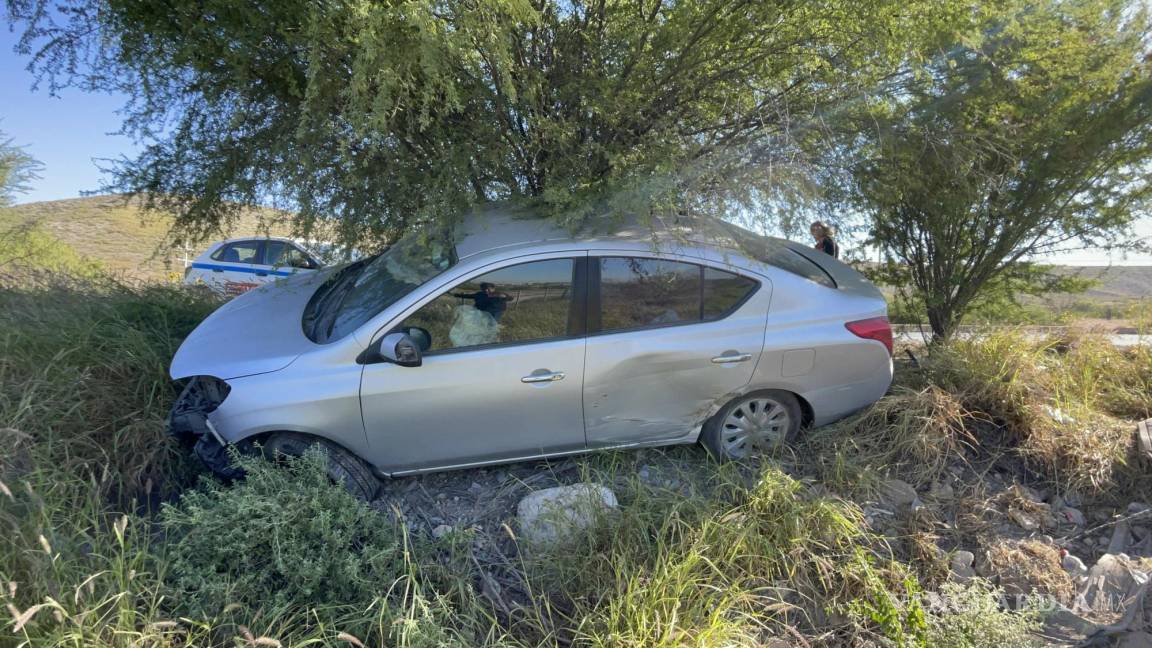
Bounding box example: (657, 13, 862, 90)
(521, 371, 566, 383)
(212, 268, 224, 273)
(711, 352, 752, 364)
(255, 272, 268, 277)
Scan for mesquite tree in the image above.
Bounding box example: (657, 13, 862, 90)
(7, 0, 966, 244)
(848, 0, 1152, 340)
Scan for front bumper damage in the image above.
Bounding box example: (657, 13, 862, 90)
(168, 376, 242, 478)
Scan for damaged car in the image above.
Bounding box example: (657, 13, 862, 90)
(169, 208, 893, 499)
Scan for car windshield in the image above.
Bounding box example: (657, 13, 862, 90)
(304, 230, 456, 343)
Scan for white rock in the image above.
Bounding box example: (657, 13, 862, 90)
(1010, 509, 1040, 531)
(1078, 554, 1149, 613)
(950, 550, 977, 582)
(1045, 406, 1075, 425)
(517, 483, 617, 547)
(880, 479, 919, 507)
(431, 524, 454, 539)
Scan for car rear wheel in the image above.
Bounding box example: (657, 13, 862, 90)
(701, 390, 802, 461)
(263, 432, 380, 502)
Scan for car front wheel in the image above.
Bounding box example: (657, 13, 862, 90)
(701, 390, 802, 461)
(263, 432, 380, 501)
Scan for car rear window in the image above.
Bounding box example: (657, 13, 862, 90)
(762, 248, 836, 289)
(597, 257, 758, 333)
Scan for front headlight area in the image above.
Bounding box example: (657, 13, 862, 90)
(168, 375, 232, 442)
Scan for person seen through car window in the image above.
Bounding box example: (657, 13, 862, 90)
(454, 282, 515, 320)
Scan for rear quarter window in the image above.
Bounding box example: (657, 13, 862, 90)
(703, 267, 759, 318)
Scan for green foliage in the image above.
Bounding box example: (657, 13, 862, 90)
(0, 274, 217, 500)
(5, 275, 1116, 647)
(926, 580, 1041, 648)
(503, 455, 897, 646)
(8, 0, 964, 243)
(161, 450, 405, 618)
(847, 571, 929, 648)
(0, 127, 41, 207)
(0, 223, 104, 275)
(848, 0, 1152, 339)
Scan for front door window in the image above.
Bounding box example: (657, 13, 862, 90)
(399, 258, 576, 352)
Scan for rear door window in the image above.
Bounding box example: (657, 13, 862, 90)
(211, 240, 262, 264)
(597, 257, 758, 333)
(600, 258, 700, 331)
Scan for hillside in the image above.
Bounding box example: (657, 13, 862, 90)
(1050, 264, 1152, 301)
(1, 195, 292, 281)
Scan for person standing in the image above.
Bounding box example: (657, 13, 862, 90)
(810, 221, 839, 258)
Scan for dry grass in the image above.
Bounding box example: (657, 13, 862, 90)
(927, 330, 1151, 496)
(2, 261, 1138, 647)
(801, 385, 979, 494)
(979, 539, 1074, 601)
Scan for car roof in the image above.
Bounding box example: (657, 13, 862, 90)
(450, 205, 880, 297)
(212, 236, 299, 246)
(451, 204, 790, 261)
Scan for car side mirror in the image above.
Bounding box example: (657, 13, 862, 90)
(378, 332, 422, 367)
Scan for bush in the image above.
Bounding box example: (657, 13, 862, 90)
(161, 450, 405, 619)
(926, 579, 1041, 648)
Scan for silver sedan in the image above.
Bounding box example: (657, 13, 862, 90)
(169, 209, 893, 499)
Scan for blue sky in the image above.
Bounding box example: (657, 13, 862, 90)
(1, 25, 140, 202)
(2, 22, 1149, 265)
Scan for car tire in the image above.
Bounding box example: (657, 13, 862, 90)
(701, 390, 802, 461)
(263, 432, 380, 502)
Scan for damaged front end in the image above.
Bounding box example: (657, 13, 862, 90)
(169, 376, 242, 478)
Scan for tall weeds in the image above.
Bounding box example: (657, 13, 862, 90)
(2, 273, 1105, 646)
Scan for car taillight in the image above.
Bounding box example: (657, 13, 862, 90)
(846, 316, 893, 356)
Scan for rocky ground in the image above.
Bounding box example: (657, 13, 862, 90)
(371, 434, 1152, 647)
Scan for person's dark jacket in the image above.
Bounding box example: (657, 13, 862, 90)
(817, 237, 839, 258)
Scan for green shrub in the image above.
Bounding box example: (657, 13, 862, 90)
(161, 450, 405, 619)
(926, 580, 1041, 648)
(502, 457, 908, 646)
(0, 222, 102, 276)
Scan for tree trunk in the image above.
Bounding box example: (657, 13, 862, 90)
(926, 305, 958, 344)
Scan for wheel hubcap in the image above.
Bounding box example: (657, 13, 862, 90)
(721, 397, 790, 458)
